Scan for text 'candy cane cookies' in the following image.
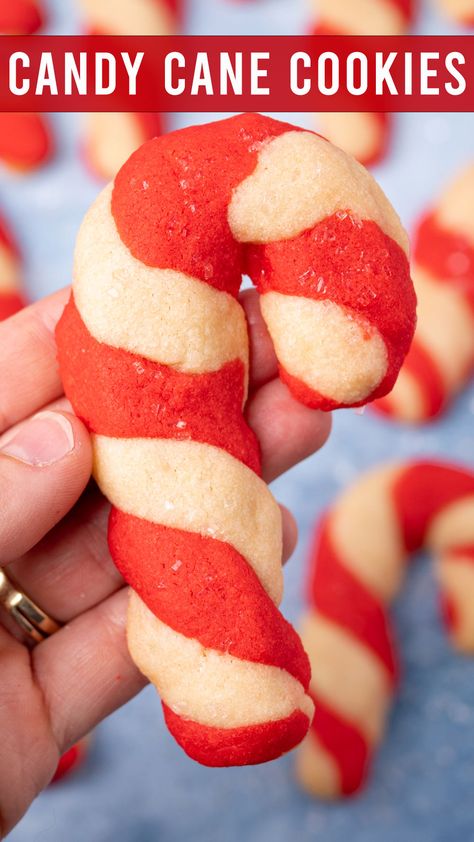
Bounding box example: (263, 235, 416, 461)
(78, 0, 179, 180)
(376, 163, 474, 422)
(310, 0, 414, 166)
(56, 113, 415, 766)
(0, 212, 24, 320)
(297, 460, 474, 798)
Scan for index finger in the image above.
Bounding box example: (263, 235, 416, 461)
(0, 288, 69, 435)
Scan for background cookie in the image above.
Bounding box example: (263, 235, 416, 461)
(297, 460, 474, 797)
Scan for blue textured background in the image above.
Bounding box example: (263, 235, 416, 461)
(4, 1, 474, 840)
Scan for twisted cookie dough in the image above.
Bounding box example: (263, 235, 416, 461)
(297, 460, 474, 797)
(57, 113, 415, 766)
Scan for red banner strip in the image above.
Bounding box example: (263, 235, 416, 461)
(0, 35, 472, 112)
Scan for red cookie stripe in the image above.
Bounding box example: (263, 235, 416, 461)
(308, 518, 397, 679)
(56, 296, 261, 474)
(415, 213, 474, 315)
(388, 340, 446, 419)
(163, 704, 311, 767)
(0, 291, 24, 321)
(50, 739, 89, 784)
(248, 213, 415, 401)
(392, 463, 474, 552)
(0, 0, 43, 34)
(109, 509, 311, 687)
(391, 0, 414, 22)
(0, 113, 52, 172)
(445, 546, 474, 562)
(159, 0, 181, 23)
(309, 694, 371, 796)
(112, 113, 297, 293)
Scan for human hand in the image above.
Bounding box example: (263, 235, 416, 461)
(0, 287, 331, 835)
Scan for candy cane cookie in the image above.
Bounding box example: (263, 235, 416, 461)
(297, 460, 474, 798)
(376, 163, 474, 422)
(56, 113, 415, 766)
(310, 0, 414, 166)
(0, 211, 24, 320)
(436, 0, 474, 26)
(79, 0, 179, 181)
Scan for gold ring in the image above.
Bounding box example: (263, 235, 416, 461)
(0, 568, 62, 644)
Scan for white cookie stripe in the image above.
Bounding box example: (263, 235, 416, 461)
(79, 0, 175, 36)
(310, 0, 408, 35)
(297, 460, 474, 798)
(260, 294, 388, 406)
(85, 114, 155, 186)
(317, 113, 386, 171)
(329, 466, 405, 601)
(228, 131, 408, 251)
(57, 113, 414, 767)
(93, 435, 283, 604)
(128, 596, 314, 728)
(436, 163, 474, 247)
(376, 163, 474, 422)
(296, 731, 341, 799)
(302, 614, 391, 744)
(74, 188, 249, 379)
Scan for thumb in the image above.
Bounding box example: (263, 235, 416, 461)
(0, 410, 93, 564)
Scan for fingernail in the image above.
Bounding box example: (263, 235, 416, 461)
(0, 411, 75, 466)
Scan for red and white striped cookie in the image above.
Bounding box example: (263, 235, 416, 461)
(56, 113, 415, 766)
(376, 163, 474, 422)
(0, 211, 25, 320)
(297, 460, 474, 798)
(310, 0, 414, 166)
(0, 0, 44, 33)
(436, 0, 474, 26)
(79, 0, 179, 181)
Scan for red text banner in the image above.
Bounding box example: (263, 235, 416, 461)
(0, 35, 472, 112)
